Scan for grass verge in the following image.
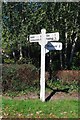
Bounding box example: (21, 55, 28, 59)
(2, 97, 79, 118)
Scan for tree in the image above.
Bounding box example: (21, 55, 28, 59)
(2, 2, 80, 70)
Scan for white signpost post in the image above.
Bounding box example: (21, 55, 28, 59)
(29, 29, 62, 102)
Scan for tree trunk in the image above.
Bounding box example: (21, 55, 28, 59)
(69, 10, 78, 68)
(64, 18, 68, 69)
(49, 52, 52, 80)
(60, 51, 63, 69)
(69, 36, 77, 65)
(19, 44, 23, 60)
(12, 51, 16, 62)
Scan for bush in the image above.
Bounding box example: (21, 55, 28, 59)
(3, 58, 15, 64)
(47, 78, 78, 92)
(46, 70, 79, 92)
(17, 58, 32, 64)
(2, 64, 39, 92)
(52, 70, 80, 82)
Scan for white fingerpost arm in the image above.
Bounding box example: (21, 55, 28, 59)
(40, 29, 46, 102)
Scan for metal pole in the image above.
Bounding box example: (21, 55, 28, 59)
(40, 29, 46, 102)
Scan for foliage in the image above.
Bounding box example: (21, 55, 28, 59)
(2, 2, 80, 70)
(2, 98, 79, 118)
(2, 64, 79, 93)
(71, 63, 80, 70)
(3, 58, 15, 64)
(51, 70, 80, 82)
(17, 57, 31, 64)
(47, 79, 78, 93)
(2, 64, 39, 92)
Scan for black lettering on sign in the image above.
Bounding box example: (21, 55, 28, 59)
(31, 36, 35, 38)
(54, 45, 57, 47)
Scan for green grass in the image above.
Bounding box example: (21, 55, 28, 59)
(2, 97, 79, 118)
(0, 95, 2, 117)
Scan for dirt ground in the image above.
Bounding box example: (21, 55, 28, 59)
(3, 91, 79, 101)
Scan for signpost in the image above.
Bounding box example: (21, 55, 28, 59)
(46, 32, 59, 41)
(30, 34, 41, 42)
(29, 29, 62, 102)
(30, 32, 59, 42)
(45, 42, 62, 51)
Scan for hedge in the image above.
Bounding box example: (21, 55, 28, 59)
(2, 64, 79, 92)
(2, 64, 39, 92)
(52, 70, 80, 82)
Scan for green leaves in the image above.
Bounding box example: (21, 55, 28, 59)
(2, 2, 80, 69)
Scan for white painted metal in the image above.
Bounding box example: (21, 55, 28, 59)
(46, 32, 59, 41)
(40, 29, 46, 102)
(29, 29, 62, 102)
(45, 49, 49, 54)
(29, 34, 41, 42)
(45, 42, 62, 51)
(30, 32, 59, 42)
(39, 41, 49, 54)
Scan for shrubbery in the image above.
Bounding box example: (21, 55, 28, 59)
(2, 64, 39, 92)
(2, 64, 79, 93)
(55, 70, 80, 82)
